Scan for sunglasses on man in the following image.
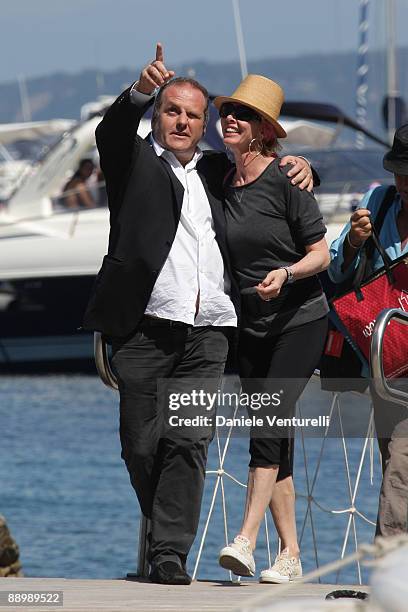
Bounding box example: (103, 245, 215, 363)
(219, 103, 262, 122)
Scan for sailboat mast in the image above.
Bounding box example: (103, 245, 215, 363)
(386, 0, 398, 143)
(232, 0, 248, 79)
(18, 75, 32, 123)
(356, 0, 370, 149)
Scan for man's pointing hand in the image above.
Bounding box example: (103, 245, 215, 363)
(137, 43, 175, 95)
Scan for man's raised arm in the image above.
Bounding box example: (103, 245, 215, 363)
(97, 43, 175, 154)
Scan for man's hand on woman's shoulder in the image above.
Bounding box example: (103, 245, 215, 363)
(279, 156, 313, 192)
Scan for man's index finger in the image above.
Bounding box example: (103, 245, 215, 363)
(156, 42, 164, 62)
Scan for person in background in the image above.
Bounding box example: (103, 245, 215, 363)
(94, 167, 107, 207)
(62, 158, 95, 209)
(329, 123, 408, 537)
(216, 75, 330, 583)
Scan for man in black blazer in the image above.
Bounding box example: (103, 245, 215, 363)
(84, 43, 314, 585)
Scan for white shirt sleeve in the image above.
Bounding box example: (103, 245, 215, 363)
(129, 81, 155, 105)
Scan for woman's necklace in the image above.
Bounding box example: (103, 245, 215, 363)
(231, 151, 262, 204)
(233, 187, 245, 204)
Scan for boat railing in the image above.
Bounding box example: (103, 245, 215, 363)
(93, 332, 117, 391)
(314, 177, 394, 224)
(369, 308, 408, 406)
(93, 312, 407, 582)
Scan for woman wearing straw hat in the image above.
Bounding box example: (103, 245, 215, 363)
(214, 75, 330, 582)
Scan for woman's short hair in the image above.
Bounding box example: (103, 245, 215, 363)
(261, 120, 282, 156)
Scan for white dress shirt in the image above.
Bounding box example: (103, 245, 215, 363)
(144, 136, 237, 327)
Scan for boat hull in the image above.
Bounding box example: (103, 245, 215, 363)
(0, 274, 96, 371)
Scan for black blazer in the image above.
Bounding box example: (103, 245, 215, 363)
(83, 87, 238, 337)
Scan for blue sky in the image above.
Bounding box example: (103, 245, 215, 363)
(1, 0, 407, 84)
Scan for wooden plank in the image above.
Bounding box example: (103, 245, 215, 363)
(0, 578, 369, 612)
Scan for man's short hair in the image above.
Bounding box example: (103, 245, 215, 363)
(151, 77, 210, 133)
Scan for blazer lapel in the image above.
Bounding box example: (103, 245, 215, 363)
(145, 133, 184, 217)
(158, 156, 184, 217)
(197, 165, 227, 245)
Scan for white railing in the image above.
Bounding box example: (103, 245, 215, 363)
(191, 376, 378, 585)
(94, 310, 408, 584)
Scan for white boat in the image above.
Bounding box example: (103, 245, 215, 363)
(0, 100, 225, 368)
(0, 119, 75, 204)
(0, 95, 391, 369)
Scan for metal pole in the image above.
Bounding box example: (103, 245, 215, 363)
(93, 332, 150, 576)
(355, 0, 370, 149)
(18, 75, 31, 122)
(370, 308, 408, 406)
(135, 516, 151, 578)
(232, 0, 248, 79)
(386, 0, 398, 144)
(93, 332, 118, 390)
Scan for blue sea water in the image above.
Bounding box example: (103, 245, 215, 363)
(0, 375, 381, 584)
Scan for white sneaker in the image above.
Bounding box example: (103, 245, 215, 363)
(219, 535, 255, 577)
(259, 548, 302, 583)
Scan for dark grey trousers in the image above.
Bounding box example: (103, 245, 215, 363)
(111, 321, 229, 569)
(372, 382, 408, 537)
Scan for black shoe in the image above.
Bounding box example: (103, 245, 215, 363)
(149, 561, 192, 585)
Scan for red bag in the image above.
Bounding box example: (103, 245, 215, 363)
(332, 252, 408, 379)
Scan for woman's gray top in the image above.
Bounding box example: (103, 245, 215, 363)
(224, 160, 329, 337)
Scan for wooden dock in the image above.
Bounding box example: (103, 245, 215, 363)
(0, 577, 369, 611)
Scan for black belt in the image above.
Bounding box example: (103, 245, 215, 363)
(141, 315, 190, 328)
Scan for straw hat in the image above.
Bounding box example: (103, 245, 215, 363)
(214, 74, 287, 138)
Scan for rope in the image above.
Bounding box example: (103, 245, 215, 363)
(298, 403, 320, 577)
(192, 385, 382, 585)
(234, 535, 408, 612)
(298, 394, 337, 544)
